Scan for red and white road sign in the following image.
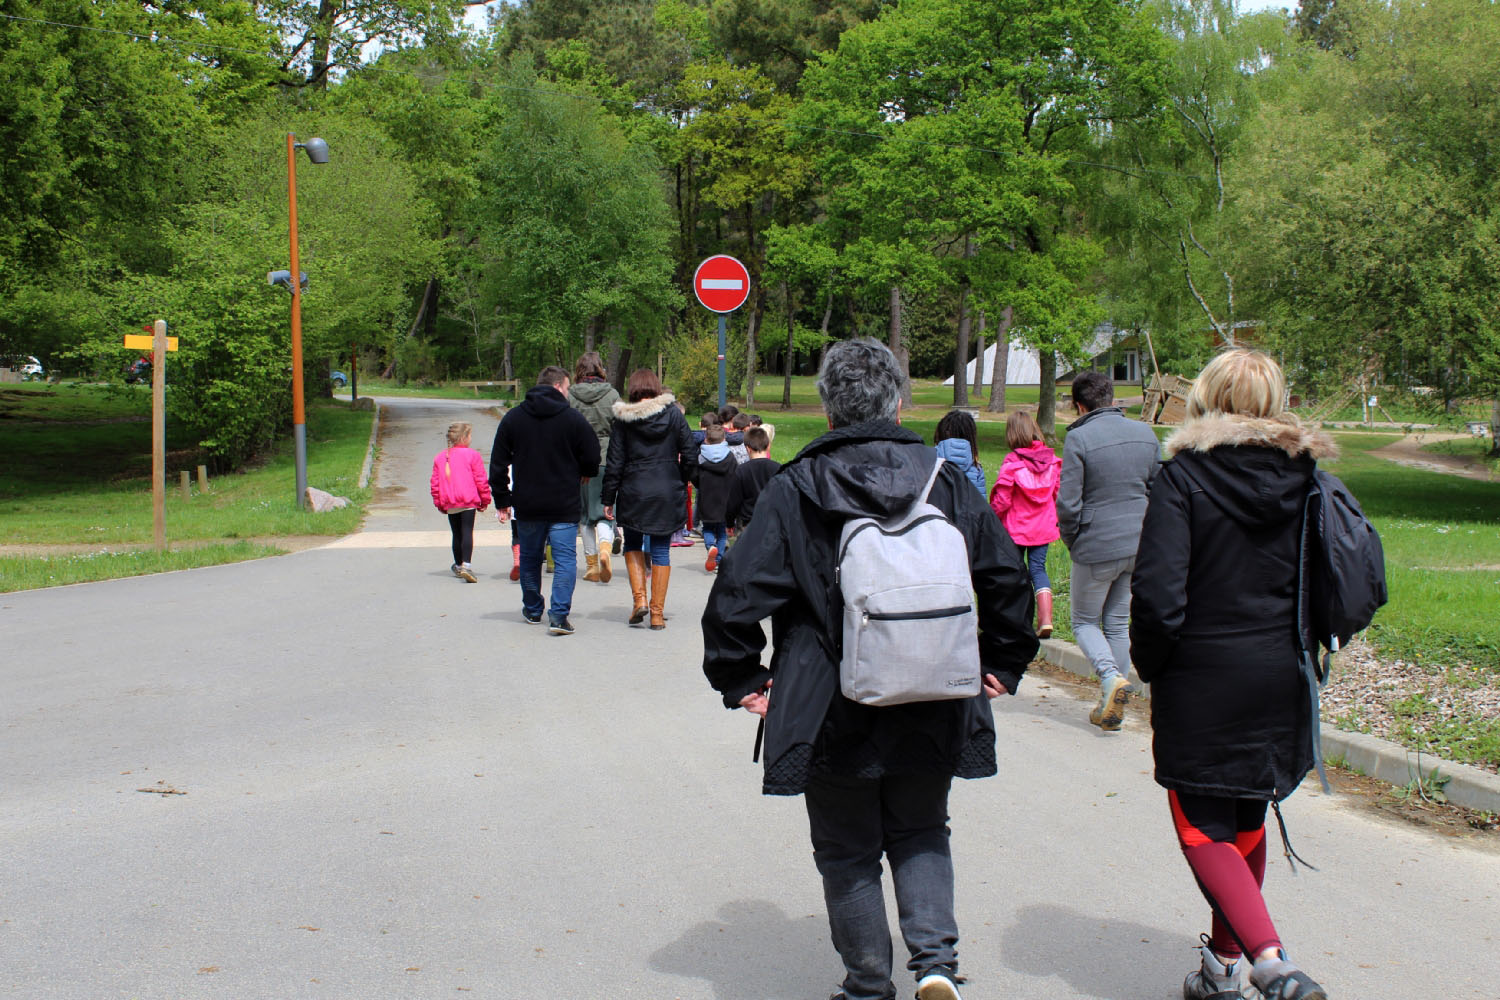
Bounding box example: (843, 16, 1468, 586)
(692, 255, 751, 313)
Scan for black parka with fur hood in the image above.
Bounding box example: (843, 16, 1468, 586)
(601, 393, 698, 536)
(1130, 413, 1338, 800)
(701, 423, 1039, 796)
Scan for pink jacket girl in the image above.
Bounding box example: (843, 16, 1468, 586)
(989, 411, 1060, 636)
(431, 422, 491, 582)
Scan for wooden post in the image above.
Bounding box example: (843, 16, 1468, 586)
(180, 470, 191, 500)
(152, 319, 167, 551)
(197, 465, 208, 492)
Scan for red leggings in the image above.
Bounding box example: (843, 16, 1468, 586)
(1168, 790, 1280, 958)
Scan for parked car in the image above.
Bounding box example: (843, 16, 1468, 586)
(330, 370, 348, 388)
(1, 355, 43, 380)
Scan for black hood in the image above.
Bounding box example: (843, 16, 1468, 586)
(1171, 447, 1314, 531)
(782, 422, 934, 519)
(520, 384, 571, 418)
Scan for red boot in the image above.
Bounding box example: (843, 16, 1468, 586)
(1035, 589, 1053, 639)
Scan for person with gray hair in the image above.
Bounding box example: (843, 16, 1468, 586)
(701, 339, 1038, 1000)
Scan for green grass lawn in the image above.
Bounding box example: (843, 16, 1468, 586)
(1, 386, 373, 590)
(336, 376, 519, 401)
(0, 542, 286, 592)
(747, 374, 1043, 411)
(0, 382, 151, 421)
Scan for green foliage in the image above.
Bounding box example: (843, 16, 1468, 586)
(0, 542, 287, 594)
(668, 332, 724, 412)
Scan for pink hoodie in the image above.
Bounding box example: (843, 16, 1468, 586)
(430, 446, 492, 512)
(989, 440, 1061, 547)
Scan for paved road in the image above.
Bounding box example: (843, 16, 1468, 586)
(3, 397, 1497, 999)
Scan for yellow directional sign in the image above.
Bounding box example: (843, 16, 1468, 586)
(124, 334, 179, 351)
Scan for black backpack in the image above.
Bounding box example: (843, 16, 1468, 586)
(1299, 469, 1388, 664)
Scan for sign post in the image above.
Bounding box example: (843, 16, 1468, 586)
(692, 255, 751, 410)
(124, 321, 179, 551)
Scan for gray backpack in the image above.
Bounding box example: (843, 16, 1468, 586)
(835, 455, 982, 706)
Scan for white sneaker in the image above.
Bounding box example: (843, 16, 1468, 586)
(916, 972, 962, 1000)
(457, 564, 478, 583)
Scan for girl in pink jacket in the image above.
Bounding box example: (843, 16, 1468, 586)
(430, 422, 492, 583)
(989, 410, 1061, 637)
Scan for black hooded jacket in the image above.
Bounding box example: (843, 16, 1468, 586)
(1131, 413, 1338, 800)
(490, 384, 601, 523)
(701, 422, 1039, 796)
(601, 393, 699, 536)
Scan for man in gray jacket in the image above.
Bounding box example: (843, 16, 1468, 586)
(1056, 370, 1160, 730)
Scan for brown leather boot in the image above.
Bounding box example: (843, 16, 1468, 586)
(649, 565, 671, 630)
(582, 553, 601, 583)
(597, 531, 612, 583)
(1036, 589, 1054, 639)
(625, 551, 649, 624)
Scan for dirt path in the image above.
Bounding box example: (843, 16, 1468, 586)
(1368, 430, 1498, 481)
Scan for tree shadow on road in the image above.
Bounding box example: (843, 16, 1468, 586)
(994, 902, 1196, 999)
(650, 898, 839, 1000)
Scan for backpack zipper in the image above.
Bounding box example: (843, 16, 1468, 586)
(864, 605, 970, 622)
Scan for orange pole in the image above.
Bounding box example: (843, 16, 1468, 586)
(287, 133, 308, 506)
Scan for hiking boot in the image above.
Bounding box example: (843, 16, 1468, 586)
(705, 545, 719, 573)
(547, 616, 575, 636)
(583, 554, 601, 583)
(1184, 938, 1254, 999)
(597, 533, 613, 583)
(1250, 953, 1328, 1000)
(916, 970, 962, 1000)
(1089, 673, 1131, 730)
(457, 563, 478, 583)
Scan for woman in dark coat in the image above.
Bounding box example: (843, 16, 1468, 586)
(600, 369, 698, 629)
(1131, 348, 1337, 1000)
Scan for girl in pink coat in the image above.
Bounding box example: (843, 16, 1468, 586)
(989, 410, 1062, 636)
(430, 421, 492, 583)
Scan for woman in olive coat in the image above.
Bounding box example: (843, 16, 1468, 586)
(568, 352, 621, 583)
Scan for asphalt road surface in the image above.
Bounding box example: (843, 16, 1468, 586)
(3, 396, 1496, 999)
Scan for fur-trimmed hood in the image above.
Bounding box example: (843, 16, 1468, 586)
(1165, 412, 1338, 461)
(612, 392, 677, 423)
(1163, 412, 1334, 531)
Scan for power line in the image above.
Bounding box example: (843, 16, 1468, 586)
(0, 9, 1202, 181)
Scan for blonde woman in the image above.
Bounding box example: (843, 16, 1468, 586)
(1131, 349, 1337, 1000)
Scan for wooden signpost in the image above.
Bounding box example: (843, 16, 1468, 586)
(123, 320, 178, 551)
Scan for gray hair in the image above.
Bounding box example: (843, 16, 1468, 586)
(817, 339, 904, 427)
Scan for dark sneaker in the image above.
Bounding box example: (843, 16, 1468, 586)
(547, 617, 575, 636)
(523, 612, 542, 624)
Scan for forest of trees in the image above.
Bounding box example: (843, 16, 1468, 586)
(3, 0, 1499, 465)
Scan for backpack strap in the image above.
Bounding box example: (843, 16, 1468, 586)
(1295, 478, 1332, 796)
(919, 452, 946, 507)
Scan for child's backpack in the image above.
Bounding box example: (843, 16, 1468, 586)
(835, 454, 982, 706)
(1300, 469, 1388, 664)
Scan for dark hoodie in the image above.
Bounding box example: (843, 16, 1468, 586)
(701, 422, 1038, 796)
(489, 384, 601, 523)
(1130, 412, 1338, 800)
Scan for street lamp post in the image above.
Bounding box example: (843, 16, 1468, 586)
(285, 133, 329, 508)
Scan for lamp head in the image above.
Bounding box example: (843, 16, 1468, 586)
(268, 270, 309, 291)
(300, 137, 330, 164)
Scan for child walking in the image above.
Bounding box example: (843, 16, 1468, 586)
(694, 423, 737, 572)
(989, 411, 1061, 637)
(430, 422, 492, 583)
(934, 409, 986, 493)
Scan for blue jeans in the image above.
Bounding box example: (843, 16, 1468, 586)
(1021, 544, 1051, 592)
(805, 772, 958, 1000)
(702, 521, 727, 557)
(515, 521, 577, 623)
(622, 528, 670, 566)
(1070, 556, 1134, 680)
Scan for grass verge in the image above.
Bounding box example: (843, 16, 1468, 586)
(0, 542, 285, 593)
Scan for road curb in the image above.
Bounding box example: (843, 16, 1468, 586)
(357, 403, 381, 489)
(1036, 637, 1500, 814)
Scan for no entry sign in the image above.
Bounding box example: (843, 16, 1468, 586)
(693, 255, 751, 313)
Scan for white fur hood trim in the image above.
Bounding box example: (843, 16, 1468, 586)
(1164, 412, 1338, 461)
(611, 392, 677, 422)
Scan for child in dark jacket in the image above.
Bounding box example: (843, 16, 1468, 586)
(695, 423, 738, 571)
(725, 426, 780, 530)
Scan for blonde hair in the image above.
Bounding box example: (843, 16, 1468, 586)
(446, 421, 473, 447)
(1186, 349, 1285, 421)
(1005, 410, 1043, 451)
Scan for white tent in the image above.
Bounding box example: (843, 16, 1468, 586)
(943, 325, 1139, 388)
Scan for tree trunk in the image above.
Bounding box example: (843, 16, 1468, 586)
(782, 280, 795, 409)
(1038, 347, 1058, 444)
(309, 0, 336, 89)
(986, 306, 1014, 413)
(973, 311, 985, 397)
(614, 330, 635, 395)
(1490, 395, 1500, 458)
(502, 339, 514, 382)
(889, 285, 913, 406)
(745, 296, 761, 406)
(605, 337, 622, 385)
(584, 316, 598, 353)
(953, 279, 971, 408)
